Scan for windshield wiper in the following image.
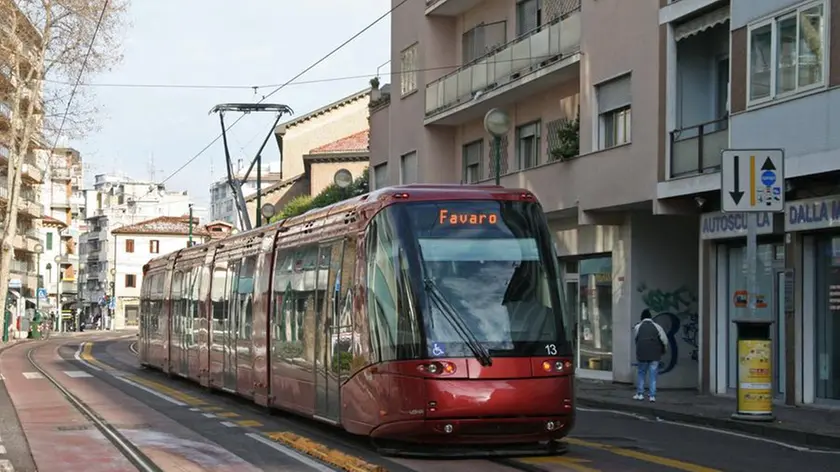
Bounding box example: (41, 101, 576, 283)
(424, 278, 493, 367)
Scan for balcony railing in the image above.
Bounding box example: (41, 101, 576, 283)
(669, 116, 728, 178)
(52, 167, 72, 180)
(425, 8, 581, 118)
(10, 259, 33, 274)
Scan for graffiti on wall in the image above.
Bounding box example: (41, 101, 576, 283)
(636, 284, 699, 374)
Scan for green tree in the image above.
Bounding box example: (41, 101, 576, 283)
(270, 167, 369, 223)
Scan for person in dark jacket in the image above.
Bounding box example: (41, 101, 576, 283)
(633, 309, 669, 402)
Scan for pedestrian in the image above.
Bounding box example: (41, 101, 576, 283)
(633, 309, 668, 402)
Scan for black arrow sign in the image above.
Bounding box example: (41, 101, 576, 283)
(730, 154, 744, 204)
(761, 157, 776, 171)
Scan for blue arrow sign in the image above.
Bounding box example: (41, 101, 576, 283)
(36, 288, 47, 300)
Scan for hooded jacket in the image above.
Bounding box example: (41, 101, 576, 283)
(634, 318, 668, 362)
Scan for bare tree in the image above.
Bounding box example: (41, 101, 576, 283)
(0, 0, 128, 330)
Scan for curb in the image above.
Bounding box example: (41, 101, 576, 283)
(577, 396, 840, 451)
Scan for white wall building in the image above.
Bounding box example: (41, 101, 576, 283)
(78, 173, 199, 324)
(109, 216, 210, 329)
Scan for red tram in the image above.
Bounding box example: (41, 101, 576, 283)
(138, 184, 575, 452)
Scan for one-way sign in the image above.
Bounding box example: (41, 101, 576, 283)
(721, 149, 785, 213)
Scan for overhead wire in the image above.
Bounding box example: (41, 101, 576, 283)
(135, 0, 410, 202)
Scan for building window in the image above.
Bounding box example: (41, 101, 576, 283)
(125, 274, 136, 288)
(149, 240, 159, 254)
(400, 151, 418, 184)
(373, 163, 388, 190)
(596, 74, 632, 149)
(462, 140, 482, 183)
(815, 236, 840, 400)
(462, 21, 506, 63)
(516, 0, 541, 36)
(516, 121, 541, 170)
(400, 43, 418, 96)
(748, 1, 826, 104)
(125, 239, 134, 253)
(46, 232, 53, 250)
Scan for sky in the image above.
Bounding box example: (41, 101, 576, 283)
(71, 0, 392, 209)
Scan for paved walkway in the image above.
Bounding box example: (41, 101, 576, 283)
(576, 379, 840, 449)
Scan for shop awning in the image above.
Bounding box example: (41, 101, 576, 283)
(675, 6, 730, 42)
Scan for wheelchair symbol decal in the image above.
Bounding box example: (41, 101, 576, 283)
(431, 343, 445, 357)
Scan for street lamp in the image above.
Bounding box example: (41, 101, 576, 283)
(34, 243, 43, 318)
(260, 203, 276, 222)
(483, 108, 511, 186)
(54, 254, 62, 332)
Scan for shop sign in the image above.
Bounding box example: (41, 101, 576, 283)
(700, 212, 775, 240)
(785, 196, 840, 232)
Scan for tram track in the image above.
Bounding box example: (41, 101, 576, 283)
(24, 344, 164, 472)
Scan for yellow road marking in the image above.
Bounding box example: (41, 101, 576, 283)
(124, 374, 208, 406)
(80, 342, 116, 372)
(202, 406, 224, 411)
(216, 412, 239, 418)
(236, 420, 263, 427)
(521, 455, 600, 471)
(566, 438, 721, 472)
(264, 431, 384, 472)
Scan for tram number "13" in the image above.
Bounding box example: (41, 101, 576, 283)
(545, 344, 557, 355)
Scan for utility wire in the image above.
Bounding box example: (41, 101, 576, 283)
(137, 0, 409, 202)
(41, 57, 557, 91)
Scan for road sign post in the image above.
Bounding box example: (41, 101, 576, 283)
(721, 148, 784, 423)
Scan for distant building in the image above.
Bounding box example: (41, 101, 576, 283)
(204, 220, 235, 240)
(209, 161, 282, 229)
(79, 173, 198, 325)
(110, 216, 210, 328)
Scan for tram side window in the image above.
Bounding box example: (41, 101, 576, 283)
(238, 255, 257, 341)
(154, 272, 165, 336)
(227, 261, 241, 344)
(300, 247, 319, 365)
(171, 271, 184, 344)
(366, 219, 400, 362)
(211, 262, 228, 348)
(190, 266, 203, 347)
(271, 249, 295, 358)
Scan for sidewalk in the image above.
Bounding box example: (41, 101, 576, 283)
(576, 379, 840, 450)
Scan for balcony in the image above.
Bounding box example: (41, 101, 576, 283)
(61, 280, 78, 293)
(51, 197, 71, 209)
(425, 8, 581, 125)
(660, 0, 729, 25)
(10, 259, 33, 275)
(21, 162, 43, 182)
(20, 199, 42, 218)
(669, 117, 728, 179)
(425, 0, 484, 16)
(52, 167, 72, 180)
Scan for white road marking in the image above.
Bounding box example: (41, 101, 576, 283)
(202, 413, 216, 418)
(246, 433, 335, 472)
(0, 445, 6, 454)
(189, 408, 202, 412)
(114, 376, 187, 407)
(73, 343, 102, 372)
(0, 459, 13, 471)
(220, 421, 237, 427)
(63, 371, 93, 378)
(578, 406, 840, 454)
(0, 374, 4, 381)
(21, 372, 43, 380)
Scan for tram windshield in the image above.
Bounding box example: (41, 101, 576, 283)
(387, 199, 572, 359)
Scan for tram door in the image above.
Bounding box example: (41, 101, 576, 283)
(223, 261, 241, 392)
(180, 268, 196, 375)
(314, 241, 343, 422)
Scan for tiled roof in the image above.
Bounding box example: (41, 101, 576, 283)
(41, 216, 67, 227)
(309, 130, 369, 154)
(112, 216, 210, 236)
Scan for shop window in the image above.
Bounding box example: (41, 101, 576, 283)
(576, 256, 613, 372)
(815, 236, 840, 400)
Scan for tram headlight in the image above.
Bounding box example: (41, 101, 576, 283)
(417, 361, 457, 376)
(555, 361, 565, 371)
(546, 421, 557, 431)
(443, 424, 454, 434)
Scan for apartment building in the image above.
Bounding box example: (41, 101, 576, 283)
(1, 0, 45, 304)
(37, 147, 86, 315)
(370, 0, 701, 389)
(659, 0, 840, 407)
(110, 216, 210, 328)
(79, 173, 195, 326)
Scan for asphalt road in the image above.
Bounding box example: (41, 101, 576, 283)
(2, 332, 837, 471)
